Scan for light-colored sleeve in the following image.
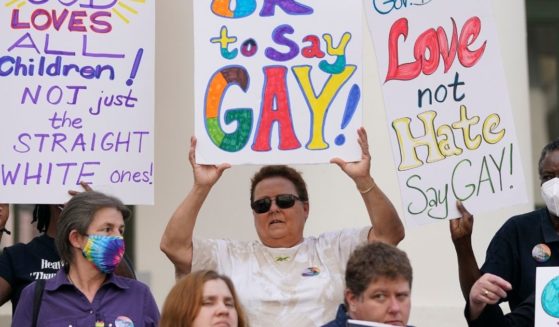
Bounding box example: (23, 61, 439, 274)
(317, 227, 370, 265)
(192, 238, 252, 275)
(191, 238, 220, 272)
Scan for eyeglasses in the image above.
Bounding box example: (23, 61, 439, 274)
(251, 194, 302, 214)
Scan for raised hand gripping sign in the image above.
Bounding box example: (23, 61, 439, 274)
(194, 0, 363, 165)
(0, 0, 154, 204)
(363, 0, 527, 226)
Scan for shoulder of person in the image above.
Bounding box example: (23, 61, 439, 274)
(313, 227, 366, 243)
(197, 237, 261, 254)
(0, 241, 26, 256)
(113, 274, 150, 290)
(498, 208, 545, 231)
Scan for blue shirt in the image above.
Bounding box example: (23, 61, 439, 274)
(322, 304, 350, 327)
(322, 304, 414, 327)
(12, 268, 159, 327)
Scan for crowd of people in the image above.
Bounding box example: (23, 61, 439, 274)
(1, 132, 558, 326)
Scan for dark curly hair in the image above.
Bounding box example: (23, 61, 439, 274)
(32, 204, 52, 233)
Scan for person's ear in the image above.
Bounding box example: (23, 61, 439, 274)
(303, 201, 309, 220)
(69, 229, 85, 248)
(344, 288, 358, 312)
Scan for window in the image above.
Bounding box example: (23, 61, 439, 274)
(527, 1, 559, 205)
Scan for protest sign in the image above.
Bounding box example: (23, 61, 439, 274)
(536, 267, 559, 325)
(0, 0, 154, 204)
(194, 0, 362, 164)
(348, 319, 399, 326)
(363, 0, 527, 226)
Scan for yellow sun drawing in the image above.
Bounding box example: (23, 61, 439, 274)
(112, 0, 146, 24)
(4, 0, 27, 8)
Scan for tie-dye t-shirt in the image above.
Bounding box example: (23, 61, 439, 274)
(192, 227, 369, 327)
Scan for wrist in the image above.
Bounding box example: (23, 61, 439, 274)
(452, 236, 473, 249)
(468, 301, 486, 321)
(355, 176, 376, 193)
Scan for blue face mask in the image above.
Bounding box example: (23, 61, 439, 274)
(82, 234, 125, 274)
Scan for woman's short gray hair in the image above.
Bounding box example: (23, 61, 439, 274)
(55, 191, 130, 265)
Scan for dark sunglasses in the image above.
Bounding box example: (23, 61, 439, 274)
(251, 194, 302, 214)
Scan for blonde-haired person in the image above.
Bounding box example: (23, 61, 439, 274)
(161, 270, 248, 327)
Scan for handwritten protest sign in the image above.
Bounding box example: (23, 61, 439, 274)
(348, 319, 400, 327)
(194, 0, 362, 164)
(0, 0, 154, 204)
(363, 0, 527, 227)
(536, 267, 559, 325)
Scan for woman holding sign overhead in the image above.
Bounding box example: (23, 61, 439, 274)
(160, 127, 405, 327)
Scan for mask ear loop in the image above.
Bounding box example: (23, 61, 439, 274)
(541, 178, 559, 216)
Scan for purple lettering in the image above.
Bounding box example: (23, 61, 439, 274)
(260, 0, 313, 16)
(265, 24, 298, 61)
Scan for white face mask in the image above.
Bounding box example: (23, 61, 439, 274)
(541, 177, 559, 216)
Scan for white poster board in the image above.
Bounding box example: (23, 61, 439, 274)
(193, 0, 362, 164)
(0, 0, 155, 204)
(536, 267, 559, 325)
(363, 0, 527, 227)
(348, 319, 399, 327)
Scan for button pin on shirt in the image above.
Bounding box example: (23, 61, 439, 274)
(115, 315, 134, 327)
(532, 243, 551, 263)
(302, 266, 320, 277)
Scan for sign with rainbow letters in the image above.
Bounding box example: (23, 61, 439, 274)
(194, 0, 363, 164)
(0, 0, 154, 204)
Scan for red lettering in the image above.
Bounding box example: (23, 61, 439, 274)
(415, 28, 439, 75)
(10, 9, 31, 29)
(51, 9, 70, 31)
(386, 18, 421, 82)
(437, 18, 458, 73)
(8, 8, 112, 33)
(252, 66, 301, 151)
(301, 35, 325, 59)
(386, 17, 486, 82)
(31, 9, 52, 31)
(68, 10, 87, 32)
(458, 17, 486, 67)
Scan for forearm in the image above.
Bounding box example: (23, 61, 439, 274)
(160, 184, 212, 275)
(454, 238, 481, 301)
(359, 176, 404, 245)
(0, 277, 12, 306)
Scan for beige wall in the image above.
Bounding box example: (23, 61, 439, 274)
(138, 1, 533, 326)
